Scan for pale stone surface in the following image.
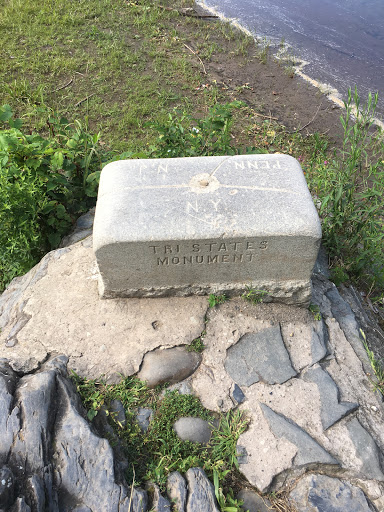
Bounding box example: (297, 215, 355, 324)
(303, 364, 358, 430)
(137, 346, 202, 388)
(237, 402, 298, 492)
(2, 235, 384, 508)
(289, 474, 372, 512)
(93, 155, 321, 305)
(345, 417, 384, 481)
(260, 404, 338, 466)
(0, 239, 207, 380)
(280, 321, 327, 372)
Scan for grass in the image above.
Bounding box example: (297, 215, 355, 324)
(208, 294, 228, 307)
(72, 372, 249, 503)
(241, 286, 267, 304)
(187, 335, 206, 353)
(0, 0, 213, 152)
(1, 0, 382, 306)
(306, 88, 384, 299)
(309, 304, 322, 321)
(361, 330, 384, 396)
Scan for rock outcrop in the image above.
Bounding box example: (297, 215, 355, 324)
(0, 356, 224, 512)
(0, 355, 147, 512)
(1, 234, 384, 510)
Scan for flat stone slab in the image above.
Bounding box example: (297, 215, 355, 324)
(259, 404, 338, 467)
(224, 327, 297, 386)
(0, 240, 207, 380)
(289, 474, 372, 512)
(93, 155, 321, 305)
(303, 364, 358, 430)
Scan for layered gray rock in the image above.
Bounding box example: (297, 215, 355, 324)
(167, 472, 187, 512)
(148, 484, 171, 512)
(0, 465, 15, 510)
(11, 497, 31, 512)
(135, 407, 154, 433)
(185, 468, 220, 512)
(138, 346, 202, 388)
(0, 355, 148, 512)
(225, 327, 297, 386)
(60, 208, 95, 248)
(93, 155, 321, 305)
(230, 383, 246, 404)
(109, 399, 127, 427)
(281, 320, 328, 372)
(289, 474, 372, 512)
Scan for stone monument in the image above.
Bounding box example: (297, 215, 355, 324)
(93, 154, 321, 305)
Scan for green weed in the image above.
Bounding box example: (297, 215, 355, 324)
(213, 469, 246, 512)
(361, 330, 384, 396)
(149, 101, 244, 158)
(0, 105, 106, 291)
(208, 294, 229, 308)
(256, 37, 270, 65)
(329, 265, 350, 286)
(241, 286, 267, 304)
(309, 304, 322, 321)
(309, 88, 384, 295)
(187, 335, 206, 353)
(72, 372, 250, 497)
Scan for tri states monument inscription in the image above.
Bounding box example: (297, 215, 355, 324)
(93, 154, 321, 305)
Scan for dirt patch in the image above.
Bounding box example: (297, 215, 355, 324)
(179, 3, 345, 147)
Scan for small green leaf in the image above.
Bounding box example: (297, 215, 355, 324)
(0, 104, 12, 122)
(51, 151, 64, 170)
(87, 409, 98, 421)
(9, 118, 23, 129)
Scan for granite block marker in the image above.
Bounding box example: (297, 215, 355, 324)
(93, 154, 321, 305)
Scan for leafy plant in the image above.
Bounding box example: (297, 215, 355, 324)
(330, 265, 349, 286)
(209, 410, 249, 470)
(0, 105, 106, 291)
(72, 372, 250, 505)
(241, 286, 267, 304)
(311, 88, 384, 294)
(213, 469, 247, 512)
(309, 304, 322, 321)
(149, 102, 244, 158)
(208, 294, 229, 308)
(187, 335, 206, 353)
(361, 330, 384, 396)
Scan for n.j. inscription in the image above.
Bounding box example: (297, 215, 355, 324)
(148, 240, 268, 266)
